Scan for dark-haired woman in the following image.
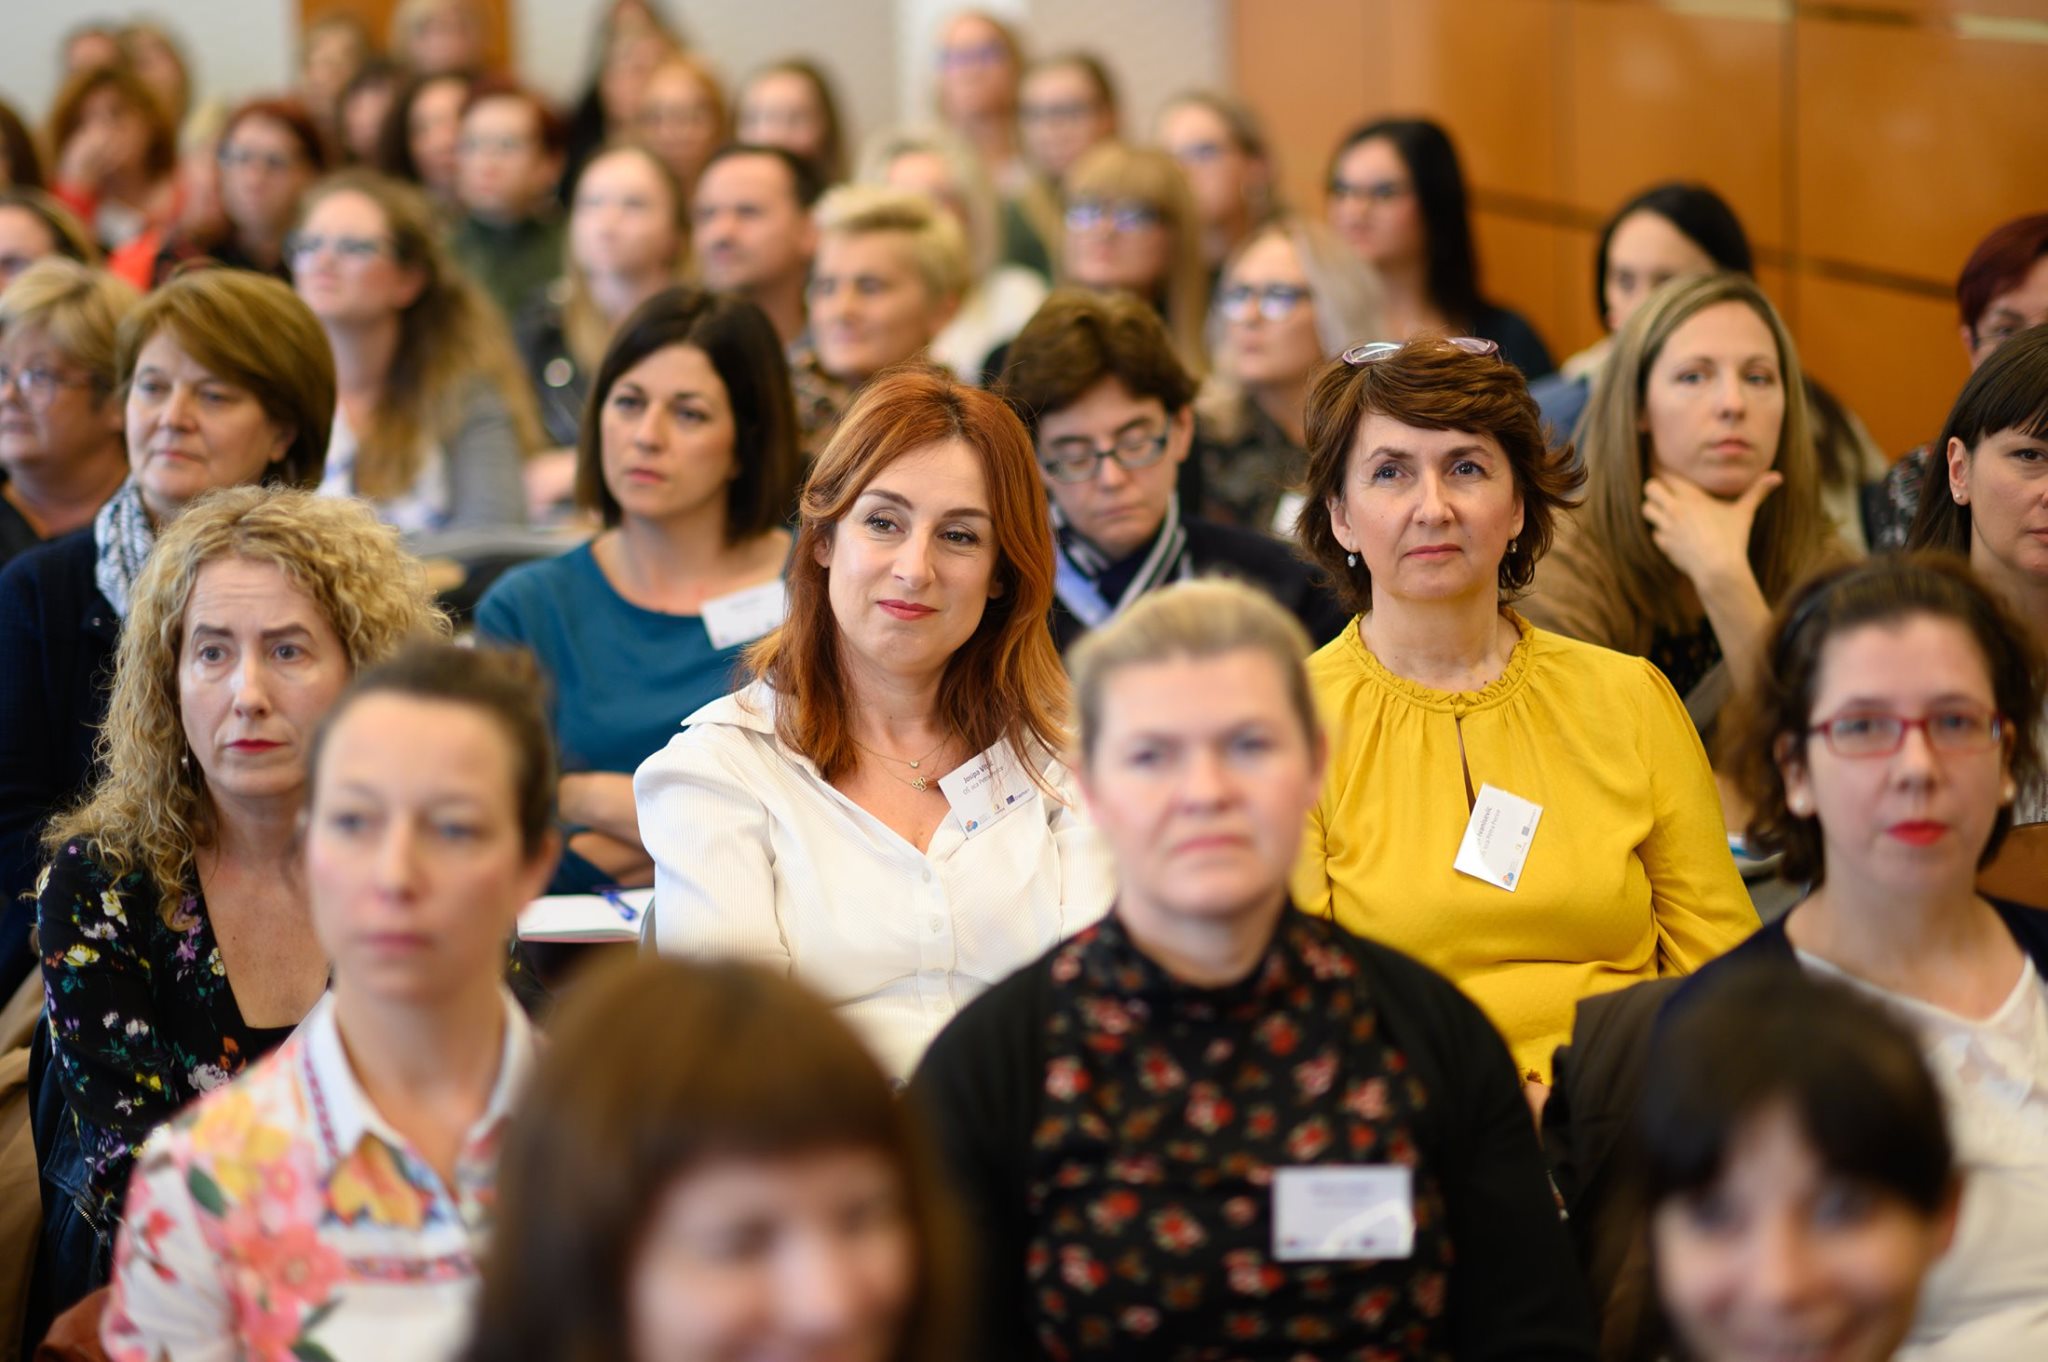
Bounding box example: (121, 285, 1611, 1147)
(1679, 553, 2048, 1361)
(464, 955, 965, 1362)
(477, 288, 800, 893)
(1647, 968, 1959, 1362)
(1324, 118, 1552, 378)
(1289, 337, 1754, 1088)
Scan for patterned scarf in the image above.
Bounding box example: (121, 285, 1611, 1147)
(1051, 493, 1191, 629)
(92, 479, 156, 621)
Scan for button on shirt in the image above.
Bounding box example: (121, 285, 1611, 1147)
(635, 680, 1116, 1081)
(102, 990, 535, 1362)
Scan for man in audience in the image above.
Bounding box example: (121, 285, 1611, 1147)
(448, 78, 566, 323)
(1000, 287, 1344, 653)
(691, 143, 821, 350)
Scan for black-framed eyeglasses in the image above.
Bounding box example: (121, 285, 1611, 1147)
(1220, 282, 1311, 322)
(1807, 707, 2007, 759)
(1064, 198, 1162, 233)
(1327, 177, 1411, 206)
(1340, 336, 1501, 366)
(1040, 428, 1171, 483)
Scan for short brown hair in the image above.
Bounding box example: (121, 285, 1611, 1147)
(117, 269, 336, 488)
(1728, 553, 2047, 886)
(745, 366, 1068, 782)
(1295, 338, 1584, 615)
(48, 64, 177, 184)
(997, 286, 1195, 437)
(0, 257, 138, 392)
(462, 957, 966, 1362)
(460, 76, 566, 159)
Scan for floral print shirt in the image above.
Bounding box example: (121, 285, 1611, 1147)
(1028, 913, 1456, 1360)
(102, 989, 535, 1362)
(38, 840, 296, 1229)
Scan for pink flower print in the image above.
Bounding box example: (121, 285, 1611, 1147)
(1352, 1285, 1397, 1327)
(1108, 1153, 1163, 1184)
(1050, 948, 1082, 983)
(1184, 1082, 1235, 1134)
(1221, 1195, 1258, 1228)
(1046, 1056, 1090, 1102)
(1224, 1311, 1266, 1340)
(1411, 1270, 1448, 1316)
(1119, 1305, 1161, 1336)
(1300, 937, 1354, 979)
(1246, 1106, 1278, 1140)
(1204, 1037, 1233, 1066)
(1087, 1189, 1141, 1235)
(1059, 1244, 1108, 1293)
(1386, 1130, 1417, 1167)
(1224, 1248, 1284, 1297)
(1081, 997, 1135, 1035)
(1026, 1241, 1050, 1278)
(1286, 1117, 1332, 1162)
(1255, 1013, 1301, 1057)
(1347, 1077, 1390, 1121)
(1293, 1052, 1338, 1098)
(1136, 1047, 1186, 1094)
(1149, 1205, 1207, 1255)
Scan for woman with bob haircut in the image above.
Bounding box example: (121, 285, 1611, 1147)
(292, 169, 542, 533)
(465, 956, 966, 1362)
(479, 286, 800, 894)
(0, 268, 333, 995)
(635, 366, 1113, 1081)
(1324, 118, 1551, 378)
(32, 487, 448, 1319)
(46, 63, 180, 252)
(1645, 968, 1959, 1362)
(1678, 553, 2048, 1361)
(914, 578, 1598, 1360)
(735, 58, 848, 187)
(1059, 142, 1211, 378)
(1527, 271, 1840, 729)
(102, 639, 557, 1362)
(1289, 335, 1754, 1088)
(1908, 323, 2048, 824)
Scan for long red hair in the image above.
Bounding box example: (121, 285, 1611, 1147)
(745, 365, 1066, 780)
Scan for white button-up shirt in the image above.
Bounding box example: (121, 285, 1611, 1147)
(635, 681, 1116, 1080)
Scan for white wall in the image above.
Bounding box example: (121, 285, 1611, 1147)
(0, 2, 296, 129)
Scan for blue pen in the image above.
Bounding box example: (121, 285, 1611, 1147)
(598, 888, 640, 923)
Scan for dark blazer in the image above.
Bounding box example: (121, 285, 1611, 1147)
(1049, 518, 1349, 655)
(0, 529, 120, 995)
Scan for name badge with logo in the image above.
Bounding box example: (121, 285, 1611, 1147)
(938, 743, 1036, 838)
(1452, 782, 1543, 892)
(1272, 1165, 1415, 1261)
(700, 580, 788, 650)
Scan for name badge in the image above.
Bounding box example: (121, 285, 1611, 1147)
(1272, 1165, 1415, 1262)
(700, 580, 788, 650)
(1453, 782, 1543, 891)
(938, 743, 1036, 838)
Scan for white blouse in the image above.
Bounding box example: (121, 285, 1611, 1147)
(634, 681, 1116, 1080)
(1799, 950, 2048, 1362)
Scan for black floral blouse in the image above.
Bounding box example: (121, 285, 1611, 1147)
(1647, 618, 1724, 705)
(37, 840, 294, 1225)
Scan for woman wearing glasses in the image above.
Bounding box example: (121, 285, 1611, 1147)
(292, 170, 542, 533)
(1002, 288, 1342, 653)
(1677, 553, 2048, 1361)
(1290, 336, 1754, 1094)
(1058, 142, 1210, 377)
(1192, 216, 1383, 533)
(1324, 118, 1553, 378)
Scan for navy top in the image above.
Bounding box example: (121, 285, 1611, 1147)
(473, 542, 769, 892)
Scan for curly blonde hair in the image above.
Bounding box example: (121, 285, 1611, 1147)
(45, 486, 451, 921)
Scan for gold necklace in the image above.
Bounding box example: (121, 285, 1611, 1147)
(852, 733, 951, 792)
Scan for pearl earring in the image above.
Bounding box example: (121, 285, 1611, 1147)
(1346, 552, 1357, 568)
(1508, 538, 1519, 556)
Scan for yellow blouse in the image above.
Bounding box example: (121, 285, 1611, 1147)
(1291, 612, 1757, 1082)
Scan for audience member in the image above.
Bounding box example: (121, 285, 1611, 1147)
(1018, 52, 1117, 187)
(1645, 969, 1959, 1362)
(47, 64, 181, 253)
(292, 171, 539, 533)
(1155, 90, 1277, 276)
(33, 487, 447, 1322)
(117, 21, 196, 132)
(0, 269, 333, 998)
(377, 71, 472, 214)
(479, 287, 799, 893)
(448, 79, 567, 323)
(1908, 323, 2048, 823)
(1000, 288, 1342, 652)
(462, 957, 966, 1362)
(736, 59, 848, 187)
(1528, 272, 1840, 730)
(1681, 553, 2048, 1361)
(913, 578, 1600, 1359)
(339, 57, 403, 169)
(1874, 213, 2048, 549)
(690, 144, 821, 349)
(0, 99, 45, 191)
(1325, 118, 1552, 377)
(862, 125, 1049, 382)
(297, 12, 374, 156)
(112, 97, 328, 288)
(1059, 142, 1210, 377)
(634, 368, 1114, 1081)
(800, 187, 970, 453)
(101, 638, 550, 1362)
(1289, 335, 1755, 1084)
(1193, 215, 1383, 532)
(517, 143, 686, 450)
(632, 50, 727, 211)
(558, 1, 681, 199)
(931, 9, 1051, 276)
(0, 260, 137, 566)
(60, 23, 123, 78)
(391, 0, 489, 77)
(0, 190, 99, 294)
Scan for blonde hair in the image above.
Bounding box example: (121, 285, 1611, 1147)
(1062, 142, 1210, 378)
(858, 124, 1001, 281)
(1068, 578, 1318, 767)
(0, 257, 139, 391)
(45, 487, 451, 921)
(297, 171, 543, 498)
(813, 184, 972, 306)
(562, 142, 688, 373)
(1569, 272, 1834, 637)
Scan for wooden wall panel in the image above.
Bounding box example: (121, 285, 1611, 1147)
(1567, 4, 1787, 249)
(1472, 211, 1575, 356)
(1795, 16, 2048, 284)
(1376, 0, 1563, 202)
(1233, 0, 1378, 217)
(1796, 275, 1967, 457)
(303, 0, 513, 70)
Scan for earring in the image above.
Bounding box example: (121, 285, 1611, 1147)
(2003, 779, 2018, 805)
(1787, 794, 1812, 816)
(1508, 538, 1518, 556)
(1345, 552, 1357, 568)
